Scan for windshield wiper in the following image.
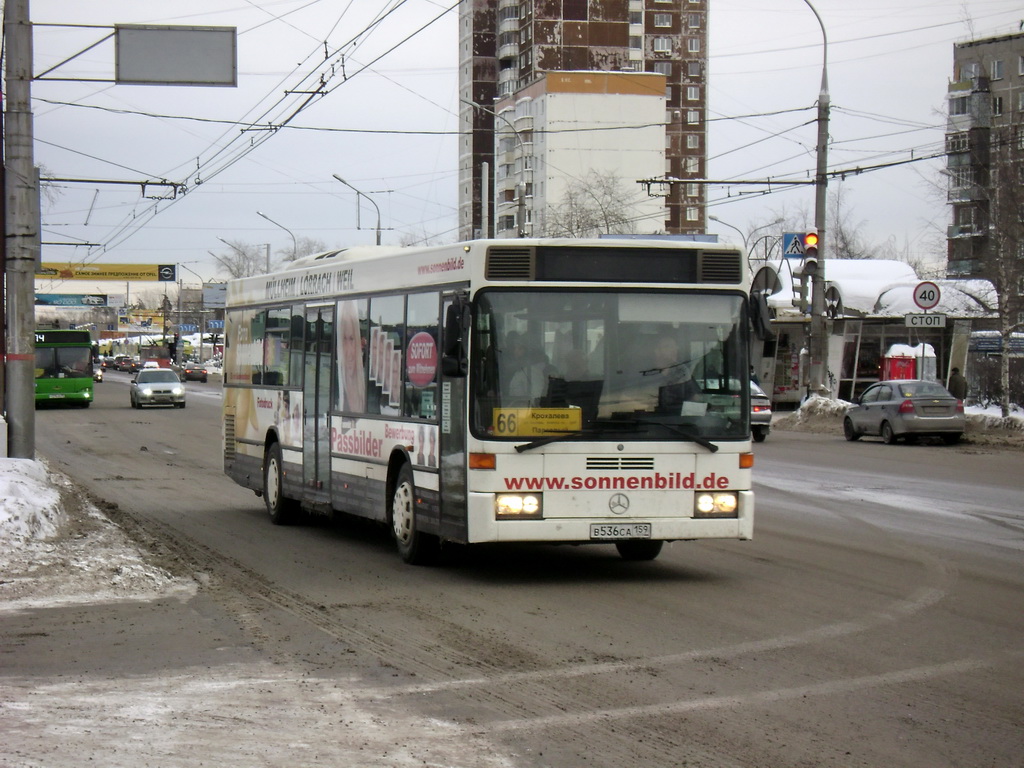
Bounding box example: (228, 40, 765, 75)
(629, 419, 719, 452)
(515, 430, 587, 453)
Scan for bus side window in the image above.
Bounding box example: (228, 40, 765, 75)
(404, 292, 441, 420)
(367, 295, 405, 416)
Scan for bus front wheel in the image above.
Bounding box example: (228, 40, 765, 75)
(391, 463, 438, 565)
(264, 442, 299, 525)
(615, 540, 664, 561)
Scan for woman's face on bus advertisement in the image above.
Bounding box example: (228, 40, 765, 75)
(339, 302, 366, 412)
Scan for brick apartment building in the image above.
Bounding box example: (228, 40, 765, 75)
(458, 0, 708, 240)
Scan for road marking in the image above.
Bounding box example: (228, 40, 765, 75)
(482, 654, 1016, 733)
(361, 581, 949, 699)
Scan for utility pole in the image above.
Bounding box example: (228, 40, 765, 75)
(804, 0, 831, 398)
(4, 0, 39, 458)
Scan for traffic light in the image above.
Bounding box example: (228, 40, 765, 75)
(791, 274, 810, 313)
(802, 230, 819, 277)
(803, 230, 819, 256)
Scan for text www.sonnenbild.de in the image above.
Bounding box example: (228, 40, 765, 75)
(502, 472, 732, 491)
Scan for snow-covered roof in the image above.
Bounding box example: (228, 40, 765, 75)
(757, 259, 997, 319)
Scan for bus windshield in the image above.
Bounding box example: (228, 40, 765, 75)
(35, 346, 93, 379)
(471, 289, 750, 441)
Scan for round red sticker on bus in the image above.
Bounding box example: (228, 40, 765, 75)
(406, 332, 438, 387)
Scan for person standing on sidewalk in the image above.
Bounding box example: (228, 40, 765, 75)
(947, 367, 968, 400)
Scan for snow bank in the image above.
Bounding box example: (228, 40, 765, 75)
(0, 458, 195, 611)
(0, 458, 64, 542)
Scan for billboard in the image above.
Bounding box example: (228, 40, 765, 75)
(35, 294, 108, 307)
(203, 282, 227, 308)
(37, 263, 177, 281)
(115, 25, 237, 87)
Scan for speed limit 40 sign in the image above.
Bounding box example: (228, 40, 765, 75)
(913, 281, 941, 311)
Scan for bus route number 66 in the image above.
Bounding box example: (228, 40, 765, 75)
(495, 410, 518, 435)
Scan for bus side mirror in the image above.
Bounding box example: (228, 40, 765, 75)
(749, 292, 774, 341)
(441, 296, 469, 377)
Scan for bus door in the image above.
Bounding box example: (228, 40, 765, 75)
(303, 305, 334, 500)
(438, 293, 468, 540)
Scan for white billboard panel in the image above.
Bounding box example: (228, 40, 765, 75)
(115, 25, 237, 87)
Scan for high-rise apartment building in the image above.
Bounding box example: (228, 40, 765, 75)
(945, 32, 1024, 282)
(492, 71, 668, 237)
(458, 0, 708, 240)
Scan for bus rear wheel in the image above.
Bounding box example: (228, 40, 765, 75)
(264, 442, 299, 525)
(391, 463, 438, 565)
(615, 540, 664, 561)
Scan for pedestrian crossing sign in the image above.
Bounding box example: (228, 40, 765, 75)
(783, 233, 805, 258)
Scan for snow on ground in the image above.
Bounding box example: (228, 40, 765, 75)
(772, 395, 1024, 448)
(0, 457, 195, 612)
(0, 459, 517, 768)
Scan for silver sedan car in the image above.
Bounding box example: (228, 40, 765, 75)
(843, 379, 964, 445)
(751, 381, 772, 442)
(130, 369, 186, 409)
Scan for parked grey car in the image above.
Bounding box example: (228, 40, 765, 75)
(843, 379, 964, 445)
(750, 381, 772, 442)
(130, 369, 186, 409)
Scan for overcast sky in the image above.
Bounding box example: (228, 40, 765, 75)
(25, 0, 1024, 288)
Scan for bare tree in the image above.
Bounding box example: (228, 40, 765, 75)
(278, 236, 329, 263)
(212, 240, 271, 278)
(875, 235, 945, 279)
(541, 170, 644, 238)
(985, 126, 1024, 416)
(826, 185, 874, 259)
(769, 185, 897, 261)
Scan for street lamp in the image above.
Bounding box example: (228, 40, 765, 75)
(178, 263, 206, 363)
(708, 215, 784, 251)
(462, 98, 529, 238)
(803, 0, 831, 397)
(332, 174, 382, 245)
(257, 211, 297, 261)
(708, 215, 746, 247)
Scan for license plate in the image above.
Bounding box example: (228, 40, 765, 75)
(48, 393, 66, 399)
(590, 523, 652, 540)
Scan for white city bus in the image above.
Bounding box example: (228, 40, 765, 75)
(223, 238, 757, 564)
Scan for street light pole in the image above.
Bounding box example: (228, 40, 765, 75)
(178, 263, 205, 363)
(708, 215, 746, 247)
(708, 215, 784, 254)
(803, 0, 831, 397)
(257, 211, 297, 261)
(462, 99, 529, 238)
(332, 175, 382, 245)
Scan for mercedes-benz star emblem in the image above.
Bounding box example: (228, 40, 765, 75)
(608, 493, 629, 515)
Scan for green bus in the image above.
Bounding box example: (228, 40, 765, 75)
(34, 328, 95, 407)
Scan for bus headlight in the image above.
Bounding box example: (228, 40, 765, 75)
(495, 493, 542, 520)
(694, 492, 738, 518)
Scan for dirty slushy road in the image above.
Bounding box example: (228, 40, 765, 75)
(8, 374, 1023, 768)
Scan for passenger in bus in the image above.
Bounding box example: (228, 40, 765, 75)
(649, 335, 702, 414)
(505, 332, 557, 406)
